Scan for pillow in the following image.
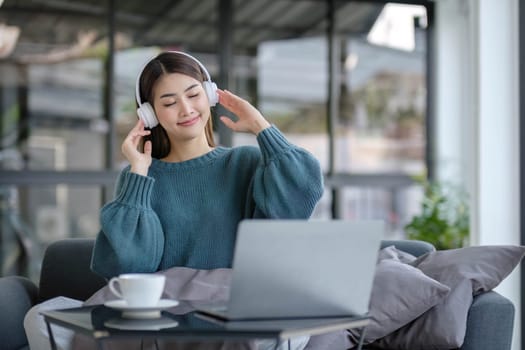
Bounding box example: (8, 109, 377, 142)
(372, 245, 525, 350)
(412, 245, 525, 295)
(347, 247, 450, 345)
(377, 245, 417, 263)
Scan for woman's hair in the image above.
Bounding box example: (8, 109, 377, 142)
(137, 51, 216, 159)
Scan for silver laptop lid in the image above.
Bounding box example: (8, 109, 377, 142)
(227, 219, 383, 319)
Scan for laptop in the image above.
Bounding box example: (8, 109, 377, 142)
(196, 219, 383, 321)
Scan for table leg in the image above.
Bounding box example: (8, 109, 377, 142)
(356, 326, 367, 350)
(45, 317, 107, 350)
(44, 319, 58, 350)
(269, 338, 291, 350)
(139, 338, 160, 350)
(96, 339, 107, 350)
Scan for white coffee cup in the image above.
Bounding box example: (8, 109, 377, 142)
(108, 273, 166, 307)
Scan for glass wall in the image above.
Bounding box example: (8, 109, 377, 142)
(237, 3, 429, 235)
(0, 3, 113, 280)
(1, 185, 102, 280)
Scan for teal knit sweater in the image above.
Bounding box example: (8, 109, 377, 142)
(91, 126, 324, 279)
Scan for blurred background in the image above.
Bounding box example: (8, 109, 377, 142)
(0, 0, 432, 279)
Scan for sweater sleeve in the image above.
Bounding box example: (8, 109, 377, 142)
(250, 126, 324, 218)
(90, 170, 165, 279)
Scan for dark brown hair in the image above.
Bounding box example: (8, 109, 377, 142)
(138, 51, 216, 159)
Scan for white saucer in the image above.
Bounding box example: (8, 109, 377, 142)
(104, 316, 179, 330)
(104, 299, 179, 319)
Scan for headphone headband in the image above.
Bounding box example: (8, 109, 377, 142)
(135, 50, 213, 106)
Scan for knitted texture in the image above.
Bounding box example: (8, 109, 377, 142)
(91, 126, 324, 278)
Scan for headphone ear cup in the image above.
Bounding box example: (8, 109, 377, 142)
(136, 102, 159, 128)
(203, 81, 219, 106)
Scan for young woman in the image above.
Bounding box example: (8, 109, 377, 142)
(90, 51, 324, 279)
(24, 51, 323, 350)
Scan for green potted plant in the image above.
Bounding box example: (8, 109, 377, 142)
(404, 180, 469, 250)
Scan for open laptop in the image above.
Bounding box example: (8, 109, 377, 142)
(196, 219, 383, 321)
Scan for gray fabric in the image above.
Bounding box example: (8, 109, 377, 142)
(412, 245, 525, 295)
(351, 292, 516, 350)
(0, 276, 38, 350)
(377, 245, 417, 263)
(372, 245, 525, 350)
(372, 279, 473, 350)
(349, 251, 450, 345)
(39, 239, 106, 302)
(24, 296, 83, 350)
(461, 291, 515, 350)
(85, 266, 233, 304)
(379, 240, 435, 258)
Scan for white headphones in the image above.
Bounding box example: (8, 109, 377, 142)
(135, 51, 219, 128)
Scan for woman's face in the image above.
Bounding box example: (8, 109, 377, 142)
(152, 72, 211, 143)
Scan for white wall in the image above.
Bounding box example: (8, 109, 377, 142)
(434, 0, 521, 349)
(434, 0, 476, 188)
(476, 2, 521, 349)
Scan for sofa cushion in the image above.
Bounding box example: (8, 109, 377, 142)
(347, 246, 450, 345)
(39, 239, 106, 302)
(371, 245, 525, 350)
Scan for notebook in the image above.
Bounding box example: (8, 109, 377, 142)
(196, 219, 383, 321)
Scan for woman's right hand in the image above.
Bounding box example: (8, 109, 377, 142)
(121, 119, 152, 176)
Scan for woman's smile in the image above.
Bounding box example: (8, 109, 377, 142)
(177, 115, 201, 127)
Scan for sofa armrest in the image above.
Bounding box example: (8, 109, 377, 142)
(0, 276, 38, 350)
(380, 239, 436, 257)
(460, 290, 515, 350)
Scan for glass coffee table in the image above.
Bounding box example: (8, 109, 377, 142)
(40, 301, 369, 350)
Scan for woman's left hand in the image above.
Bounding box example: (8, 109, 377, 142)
(217, 89, 271, 135)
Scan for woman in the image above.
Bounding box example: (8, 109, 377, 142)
(25, 51, 322, 350)
(91, 51, 324, 279)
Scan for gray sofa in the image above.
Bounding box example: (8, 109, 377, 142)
(0, 238, 515, 350)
